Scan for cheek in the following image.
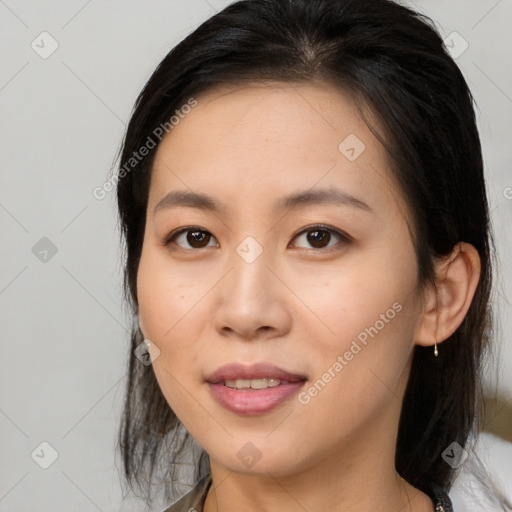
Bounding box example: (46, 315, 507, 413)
(137, 246, 210, 340)
(136, 251, 210, 396)
(286, 252, 418, 354)
(136, 250, 211, 418)
(293, 295, 418, 441)
(290, 247, 420, 408)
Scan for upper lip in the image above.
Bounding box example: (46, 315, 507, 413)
(206, 363, 307, 384)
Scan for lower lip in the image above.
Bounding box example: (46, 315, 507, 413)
(208, 381, 306, 415)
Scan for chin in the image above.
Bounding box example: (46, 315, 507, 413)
(205, 438, 310, 477)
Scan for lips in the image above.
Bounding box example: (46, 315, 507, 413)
(206, 362, 307, 415)
(206, 362, 307, 384)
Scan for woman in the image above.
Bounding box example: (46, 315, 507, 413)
(115, 0, 510, 510)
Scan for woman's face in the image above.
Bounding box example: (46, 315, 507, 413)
(137, 82, 426, 477)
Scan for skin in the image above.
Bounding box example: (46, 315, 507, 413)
(136, 81, 481, 512)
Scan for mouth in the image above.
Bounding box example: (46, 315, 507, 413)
(206, 362, 307, 384)
(222, 377, 283, 390)
(206, 362, 307, 415)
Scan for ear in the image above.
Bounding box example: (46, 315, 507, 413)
(414, 242, 481, 348)
(138, 313, 147, 339)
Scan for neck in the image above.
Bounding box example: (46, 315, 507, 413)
(203, 429, 434, 512)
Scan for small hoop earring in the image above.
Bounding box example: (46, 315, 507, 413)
(434, 339, 438, 357)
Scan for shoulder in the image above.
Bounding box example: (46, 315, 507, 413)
(449, 433, 512, 512)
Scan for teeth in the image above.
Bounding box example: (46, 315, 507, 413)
(224, 378, 281, 389)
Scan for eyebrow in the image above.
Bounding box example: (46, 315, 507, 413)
(153, 187, 373, 216)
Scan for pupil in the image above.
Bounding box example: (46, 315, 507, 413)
(307, 230, 330, 248)
(187, 230, 209, 248)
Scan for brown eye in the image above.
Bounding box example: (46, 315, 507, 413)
(186, 230, 212, 248)
(165, 227, 219, 250)
(307, 229, 331, 248)
(292, 225, 349, 250)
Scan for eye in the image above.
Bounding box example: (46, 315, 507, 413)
(163, 224, 349, 251)
(291, 225, 350, 250)
(164, 227, 219, 250)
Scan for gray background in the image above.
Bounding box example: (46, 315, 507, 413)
(0, 1, 511, 511)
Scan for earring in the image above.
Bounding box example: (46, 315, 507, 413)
(434, 338, 438, 357)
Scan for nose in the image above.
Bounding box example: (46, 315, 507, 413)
(213, 245, 293, 342)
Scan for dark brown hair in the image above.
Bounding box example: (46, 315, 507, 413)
(114, 0, 507, 508)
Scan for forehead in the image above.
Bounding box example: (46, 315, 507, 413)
(149, 81, 408, 222)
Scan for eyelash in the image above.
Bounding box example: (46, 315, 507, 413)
(163, 224, 351, 252)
